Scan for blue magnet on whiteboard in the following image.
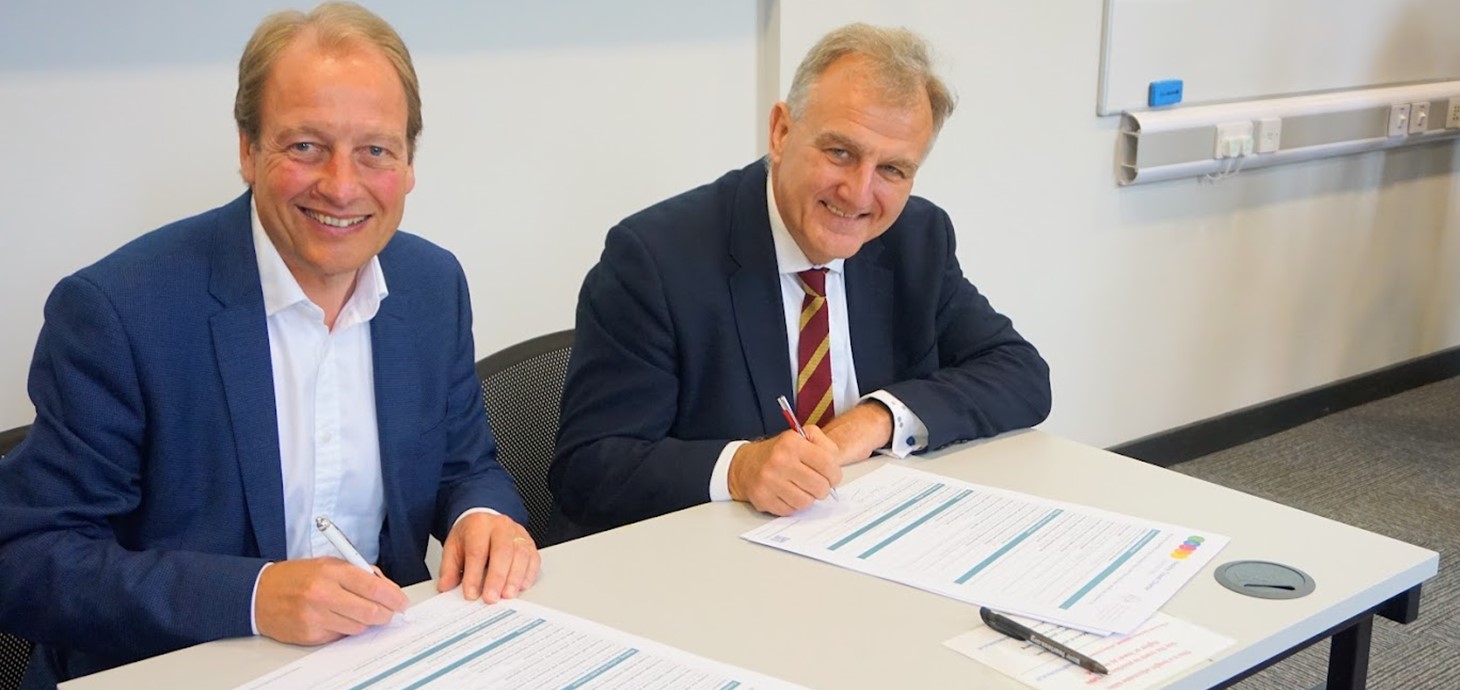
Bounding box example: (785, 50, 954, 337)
(1148, 79, 1183, 107)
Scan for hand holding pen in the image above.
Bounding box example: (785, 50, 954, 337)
(724, 399, 842, 515)
(776, 396, 840, 501)
(317, 515, 416, 617)
(251, 517, 409, 646)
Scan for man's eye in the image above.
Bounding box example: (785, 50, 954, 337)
(881, 165, 906, 179)
(292, 142, 314, 152)
(368, 146, 386, 157)
(827, 148, 850, 160)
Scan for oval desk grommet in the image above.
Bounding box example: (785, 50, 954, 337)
(1214, 560, 1315, 600)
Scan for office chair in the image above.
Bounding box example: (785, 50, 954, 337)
(0, 424, 32, 690)
(475, 330, 574, 548)
(0, 425, 25, 459)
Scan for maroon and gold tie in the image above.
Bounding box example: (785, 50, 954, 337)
(795, 268, 835, 426)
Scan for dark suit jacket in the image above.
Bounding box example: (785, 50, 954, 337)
(551, 160, 1051, 531)
(0, 193, 526, 688)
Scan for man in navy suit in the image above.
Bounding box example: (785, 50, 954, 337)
(0, 4, 538, 686)
(552, 24, 1052, 533)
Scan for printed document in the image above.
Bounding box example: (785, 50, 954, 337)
(741, 465, 1228, 634)
(944, 611, 1234, 689)
(235, 590, 805, 689)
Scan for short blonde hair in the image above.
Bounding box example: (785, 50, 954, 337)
(234, 2, 422, 160)
(786, 23, 956, 136)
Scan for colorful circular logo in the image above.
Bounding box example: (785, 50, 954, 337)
(1170, 535, 1206, 559)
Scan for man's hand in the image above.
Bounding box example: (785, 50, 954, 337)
(728, 426, 842, 515)
(255, 558, 409, 646)
(437, 512, 541, 603)
(821, 401, 894, 466)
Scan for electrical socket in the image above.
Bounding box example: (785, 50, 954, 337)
(1388, 104, 1411, 137)
(1447, 98, 1460, 129)
(1213, 121, 1254, 159)
(1409, 102, 1429, 134)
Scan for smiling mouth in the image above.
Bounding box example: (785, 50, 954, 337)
(821, 200, 863, 219)
(301, 207, 370, 228)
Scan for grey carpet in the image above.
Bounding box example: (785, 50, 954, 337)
(1173, 375, 1460, 689)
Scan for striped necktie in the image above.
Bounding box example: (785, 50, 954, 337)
(795, 268, 834, 426)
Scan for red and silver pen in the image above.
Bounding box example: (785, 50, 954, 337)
(775, 395, 839, 501)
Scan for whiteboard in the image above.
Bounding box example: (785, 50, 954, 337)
(1099, 0, 1460, 115)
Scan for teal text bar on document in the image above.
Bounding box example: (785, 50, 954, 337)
(858, 489, 973, 559)
(827, 484, 944, 551)
(397, 618, 546, 690)
(1059, 529, 1161, 609)
(350, 609, 516, 690)
(954, 509, 1064, 585)
(560, 648, 640, 690)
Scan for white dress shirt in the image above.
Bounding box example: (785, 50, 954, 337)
(707, 175, 930, 501)
(245, 205, 497, 635)
(248, 200, 387, 631)
(253, 202, 388, 563)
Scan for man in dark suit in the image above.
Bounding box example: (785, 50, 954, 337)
(552, 24, 1052, 533)
(0, 4, 538, 687)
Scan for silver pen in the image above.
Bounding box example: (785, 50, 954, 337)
(315, 515, 375, 575)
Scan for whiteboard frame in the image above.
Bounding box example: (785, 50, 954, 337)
(1097, 0, 1119, 116)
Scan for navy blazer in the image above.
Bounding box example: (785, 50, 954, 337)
(552, 161, 1051, 531)
(0, 193, 526, 687)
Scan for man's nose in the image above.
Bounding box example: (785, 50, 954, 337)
(837, 163, 876, 208)
(315, 152, 361, 204)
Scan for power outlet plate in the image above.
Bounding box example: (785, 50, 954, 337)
(1448, 98, 1460, 129)
(1255, 118, 1282, 153)
(1213, 121, 1254, 158)
(1388, 104, 1411, 137)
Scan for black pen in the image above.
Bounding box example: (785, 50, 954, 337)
(980, 607, 1109, 675)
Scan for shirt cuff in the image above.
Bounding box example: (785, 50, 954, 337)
(250, 561, 272, 636)
(452, 507, 502, 529)
(709, 440, 750, 502)
(862, 390, 929, 458)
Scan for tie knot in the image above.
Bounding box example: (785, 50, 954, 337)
(797, 268, 828, 298)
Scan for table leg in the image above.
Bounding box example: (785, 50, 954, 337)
(1214, 583, 1420, 690)
(1323, 614, 1373, 690)
(1378, 583, 1422, 624)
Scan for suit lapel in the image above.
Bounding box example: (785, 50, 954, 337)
(369, 277, 416, 562)
(208, 192, 288, 560)
(846, 238, 894, 392)
(728, 164, 791, 434)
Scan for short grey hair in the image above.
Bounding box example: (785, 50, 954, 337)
(785, 23, 956, 137)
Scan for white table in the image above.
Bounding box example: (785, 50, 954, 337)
(62, 430, 1438, 689)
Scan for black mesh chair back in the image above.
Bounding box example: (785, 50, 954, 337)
(0, 424, 33, 690)
(475, 330, 573, 548)
(0, 425, 25, 459)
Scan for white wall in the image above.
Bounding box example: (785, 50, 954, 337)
(2, 1, 1457, 449)
(0, 1, 759, 429)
